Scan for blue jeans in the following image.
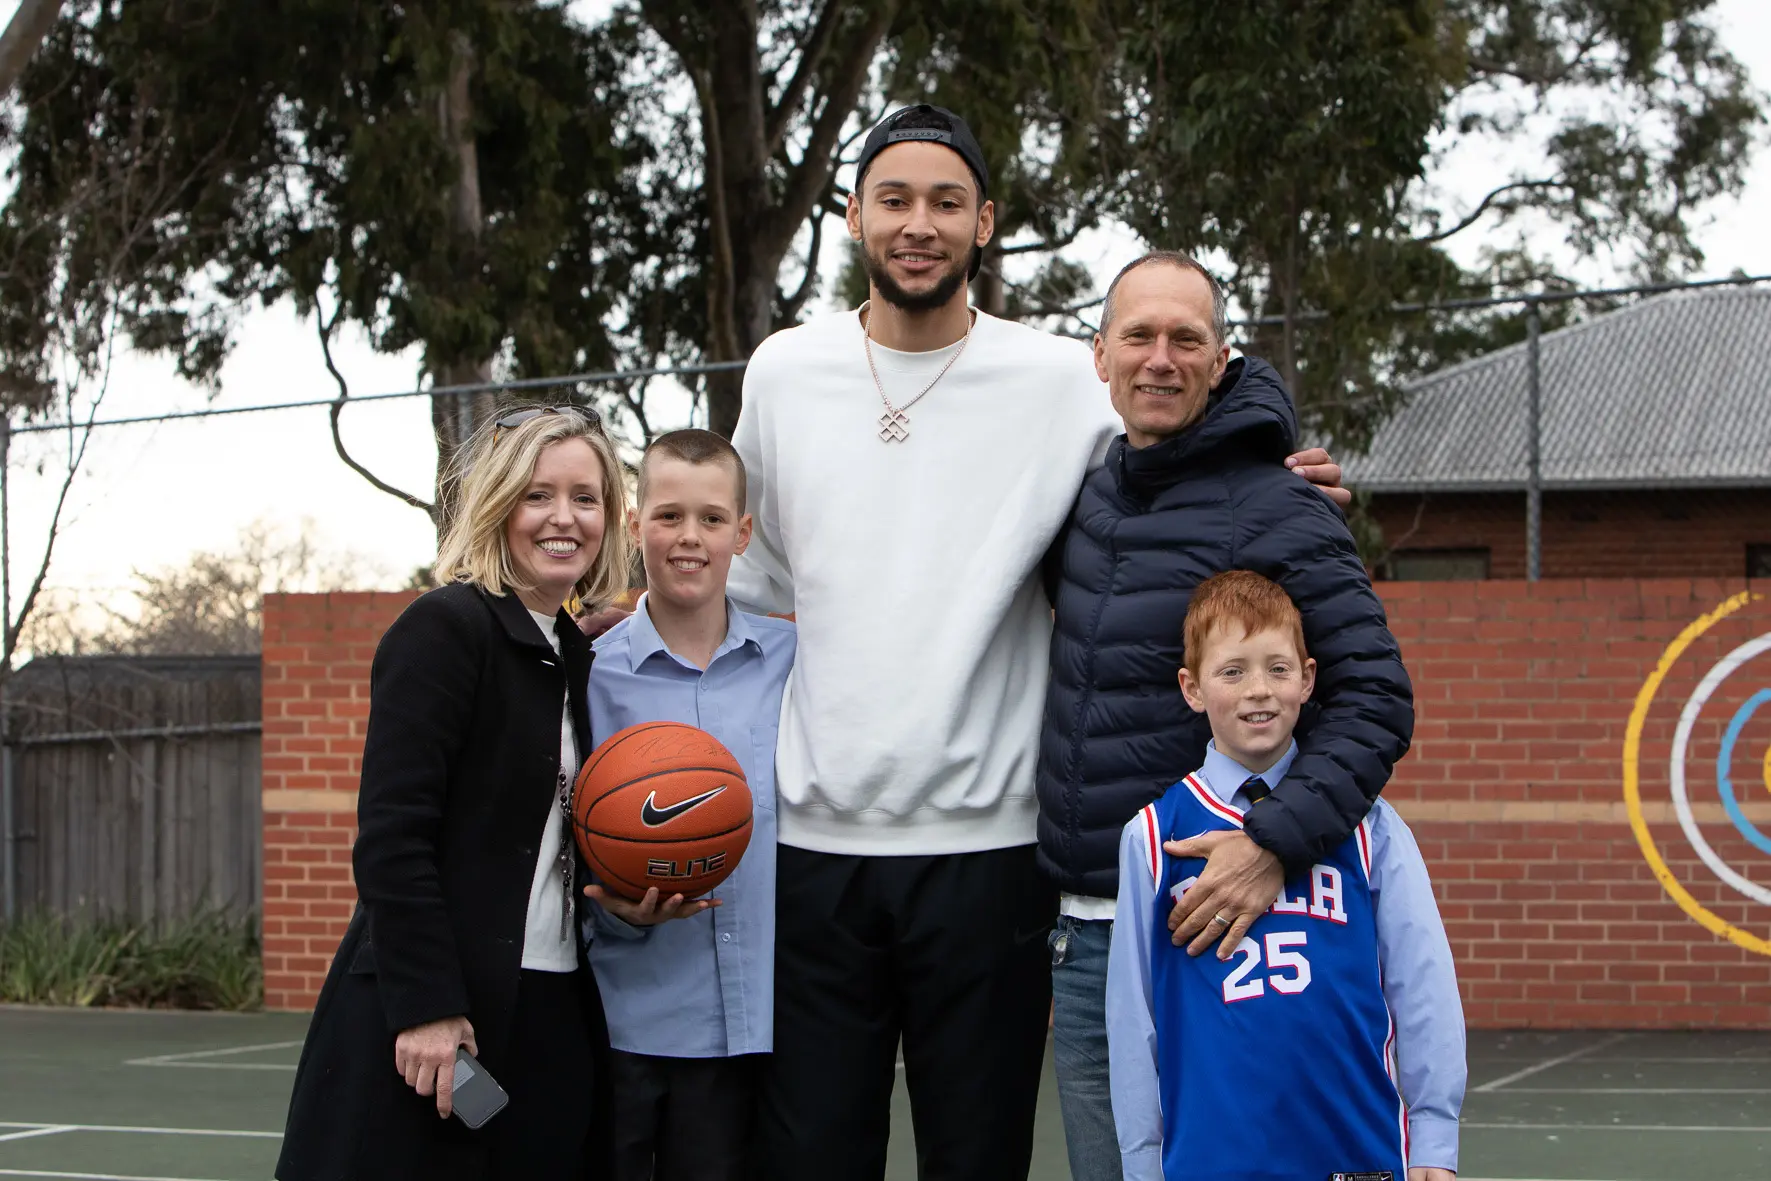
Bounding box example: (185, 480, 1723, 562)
(1049, 915, 1122, 1181)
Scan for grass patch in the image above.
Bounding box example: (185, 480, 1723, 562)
(0, 908, 262, 1010)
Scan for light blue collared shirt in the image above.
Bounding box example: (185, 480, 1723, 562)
(1106, 741, 1465, 1178)
(585, 595, 796, 1058)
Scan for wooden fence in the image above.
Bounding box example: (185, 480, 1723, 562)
(1, 655, 262, 923)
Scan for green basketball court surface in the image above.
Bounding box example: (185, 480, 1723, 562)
(1, 1007, 1766, 1180)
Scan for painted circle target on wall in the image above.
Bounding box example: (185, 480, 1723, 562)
(1624, 591, 1771, 956)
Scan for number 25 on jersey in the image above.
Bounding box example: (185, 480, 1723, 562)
(1220, 932, 1311, 1002)
(1171, 872, 1325, 1004)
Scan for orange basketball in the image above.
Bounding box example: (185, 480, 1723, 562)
(572, 721, 752, 901)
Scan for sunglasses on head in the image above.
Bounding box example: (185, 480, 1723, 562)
(491, 404, 601, 443)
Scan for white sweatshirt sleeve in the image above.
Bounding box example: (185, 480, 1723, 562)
(728, 355, 794, 616)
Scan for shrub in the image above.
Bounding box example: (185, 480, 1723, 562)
(0, 909, 262, 1010)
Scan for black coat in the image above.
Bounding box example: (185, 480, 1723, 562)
(1036, 357, 1413, 897)
(277, 582, 608, 1181)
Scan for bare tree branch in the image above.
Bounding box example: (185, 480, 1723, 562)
(763, 0, 846, 156)
(1000, 223, 1089, 256)
(977, 262, 1106, 322)
(693, 66, 744, 363)
(318, 299, 437, 517)
(1465, 30, 1602, 91)
(997, 192, 1107, 257)
(780, 205, 826, 323)
(0, 105, 245, 668)
(761, 0, 896, 262)
(0, 0, 62, 98)
(1370, 494, 1431, 572)
(1022, 293, 1106, 319)
(618, 375, 655, 447)
(1415, 179, 1570, 245)
(6, 308, 119, 663)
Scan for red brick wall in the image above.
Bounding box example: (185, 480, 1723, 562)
(262, 581, 1771, 1026)
(1368, 489, 1771, 579)
(1383, 578, 1771, 1027)
(261, 591, 415, 1012)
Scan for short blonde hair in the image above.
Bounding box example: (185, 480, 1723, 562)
(433, 405, 634, 609)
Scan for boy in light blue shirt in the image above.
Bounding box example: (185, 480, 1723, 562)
(581, 429, 795, 1181)
(1106, 571, 1463, 1181)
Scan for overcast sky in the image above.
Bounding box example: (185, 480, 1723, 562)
(6, 1, 1770, 622)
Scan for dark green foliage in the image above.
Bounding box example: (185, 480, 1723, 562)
(0, 0, 1758, 461)
(0, 1, 645, 427)
(1105, 0, 1762, 451)
(0, 908, 262, 1011)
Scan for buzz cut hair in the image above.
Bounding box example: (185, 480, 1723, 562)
(638, 428, 748, 512)
(1182, 570, 1308, 675)
(1100, 250, 1229, 344)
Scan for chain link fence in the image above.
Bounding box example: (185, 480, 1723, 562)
(2, 275, 1767, 920)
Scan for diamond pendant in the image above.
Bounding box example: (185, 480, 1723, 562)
(878, 407, 910, 443)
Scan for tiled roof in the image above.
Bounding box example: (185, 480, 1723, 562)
(1341, 286, 1771, 491)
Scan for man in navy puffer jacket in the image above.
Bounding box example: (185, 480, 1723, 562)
(1037, 252, 1413, 1181)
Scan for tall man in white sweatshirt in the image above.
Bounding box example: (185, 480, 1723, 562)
(729, 105, 1342, 1181)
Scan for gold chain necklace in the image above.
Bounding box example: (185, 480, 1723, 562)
(860, 300, 975, 443)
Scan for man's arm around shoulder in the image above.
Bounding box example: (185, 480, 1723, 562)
(1233, 474, 1413, 867)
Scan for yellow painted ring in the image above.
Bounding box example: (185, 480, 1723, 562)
(1762, 741, 1771, 800)
(1622, 590, 1771, 957)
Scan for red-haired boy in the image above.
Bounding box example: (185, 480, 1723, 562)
(1106, 571, 1464, 1181)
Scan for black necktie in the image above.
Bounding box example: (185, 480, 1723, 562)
(1242, 775, 1271, 805)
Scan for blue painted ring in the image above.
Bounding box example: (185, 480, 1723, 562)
(1715, 688, 1771, 857)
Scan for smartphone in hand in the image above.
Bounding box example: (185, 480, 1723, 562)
(449, 1048, 509, 1129)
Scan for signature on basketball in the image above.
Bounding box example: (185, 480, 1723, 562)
(629, 731, 724, 766)
(630, 733, 697, 761)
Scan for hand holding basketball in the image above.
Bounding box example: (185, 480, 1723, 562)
(583, 882, 722, 926)
(573, 721, 754, 900)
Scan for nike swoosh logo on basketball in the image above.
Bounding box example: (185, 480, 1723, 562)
(640, 785, 729, 827)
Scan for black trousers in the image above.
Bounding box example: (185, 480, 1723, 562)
(757, 844, 1056, 1181)
(608, 1051, 757, 1181)
(484, 969, 596, 1179)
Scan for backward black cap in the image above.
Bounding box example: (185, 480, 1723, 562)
(854, 104, 990, 280)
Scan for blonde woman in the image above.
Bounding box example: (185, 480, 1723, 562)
(279, 406, 632, 1181)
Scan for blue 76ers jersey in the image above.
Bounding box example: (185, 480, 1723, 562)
(1139, 774, 1406, 1181)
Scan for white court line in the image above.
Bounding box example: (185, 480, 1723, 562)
(1472, 1032, 1631, 1093)
(0, 1128, 72, 1144)
(1571, 1055, 1771, 1063)
(0, 1123, 278, 1140)
(121, 1063, 294, 1072)
(123, 1040, 303, 1068)
(0, 1170, 233, 1181)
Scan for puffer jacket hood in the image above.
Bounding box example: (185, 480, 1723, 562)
(1036, 356, 1412, 898)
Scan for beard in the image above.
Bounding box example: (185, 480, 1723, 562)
(860, 235, 976, 313)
